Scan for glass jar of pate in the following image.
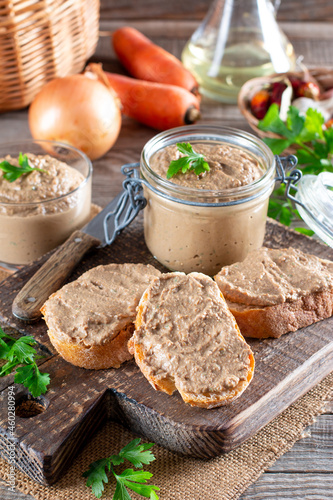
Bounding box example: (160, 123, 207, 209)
(0, 140, 92, 269)
(140, 125, 276, 276)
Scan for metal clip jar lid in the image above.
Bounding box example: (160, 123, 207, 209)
(277, 156, 333, 247)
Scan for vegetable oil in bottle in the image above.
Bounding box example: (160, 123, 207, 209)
(181, 0, 296, 104)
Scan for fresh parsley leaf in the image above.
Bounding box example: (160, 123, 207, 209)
(114, 469, 160, 499)
(0, 360, 21, 377)
(0, 337, 11, 359)
(83, 458, 111, 499)
(263, 137, 292, 155)
(324, 127, 333, 155)
(0, 153, 48, 182)
(286, 106, 305, 138)
(83, 439, 159, 500)
(113, 480, 132, 500)
(303, 108, 325, 140)
(258, 103, 294, 140)
(259, 104, 333, 228)
(14, 363, 50, 398)
(6, 335, 37, 365)
(112, 439, 155, 469)
(294, 227, 315, 236)
(166, 142, 210, 179)
(0, 326, 50, 397)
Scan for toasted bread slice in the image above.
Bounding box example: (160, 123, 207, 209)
(41, 263, 161, 369)
(215, 247, 333, 338)
(129, 272, 255, 408)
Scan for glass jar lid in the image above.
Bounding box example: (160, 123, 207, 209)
(295, 171, 333, 247)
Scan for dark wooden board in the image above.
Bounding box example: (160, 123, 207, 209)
(0, 216, 332, 486)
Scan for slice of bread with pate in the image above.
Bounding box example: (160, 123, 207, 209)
(41, 263, 161, 369)
(128, 272, 255, 409)
(214, 247, 333, 339)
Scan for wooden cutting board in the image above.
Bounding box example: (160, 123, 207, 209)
(0, 216, 332, 486)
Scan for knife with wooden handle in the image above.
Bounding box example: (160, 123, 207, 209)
(12, 163, 145, 321)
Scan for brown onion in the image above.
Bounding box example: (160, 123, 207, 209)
(29, 74, 122, 160)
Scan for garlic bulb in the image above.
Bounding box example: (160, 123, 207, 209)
(292, 97, 333, 122)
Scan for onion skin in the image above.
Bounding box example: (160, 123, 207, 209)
(28, 75, 122, 160)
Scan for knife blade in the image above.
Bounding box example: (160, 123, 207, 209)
(12, 163, 145, 321)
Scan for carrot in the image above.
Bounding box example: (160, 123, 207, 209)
(105, 72, 200, 131)
(112, 26, 199, 95)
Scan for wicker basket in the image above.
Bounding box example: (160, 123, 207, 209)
(0, 0, 100, 112)
(238, 67, 333, 146)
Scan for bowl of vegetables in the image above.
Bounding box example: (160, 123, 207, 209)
(238, 67, 333, 154)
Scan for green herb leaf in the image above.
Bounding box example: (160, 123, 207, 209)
(112, 439, 155, 469)
(114, 469, 160, 499)
(303, 108, 325, 140)
(166, 142, 210, 179)
(0, 153, 48, 182)
(258, 103, 294, 140)
(83, 439, 159, 499)
(294, 227, 315, 236)
(0, 337, 11, 359)
(83, 458, 111, 499)
(324, 127, 333, 155)
(0, 360, 21, 377)
(286, 106, 305, 138)
(259, 104, 333, 228)
(6, 335, 37, 365)
(14, 363, 50, 398)
(263, 137, 292, 155)
(0, 326, 50, 397)
(113, 480, 132, 500)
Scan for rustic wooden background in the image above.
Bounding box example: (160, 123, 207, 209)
(0, 0, 332, 498)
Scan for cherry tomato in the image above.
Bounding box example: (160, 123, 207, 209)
(324, 118, 333, 129)
(296, 81, 320, 100)
(270, 82, 287, 106)
(250, 89, 271, 119)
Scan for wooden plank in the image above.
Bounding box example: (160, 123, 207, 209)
(99, 0, 333, 22)
(0, 416, 332, 499)
(96, 20, 333, 69)
(0, 484, 34, 500)
(98, 19, 333, 40)
(240, 473, 333, 500)
(1, 13, 333, 497)
(0, 218, 332, 485)
(269, 415, 333, 472)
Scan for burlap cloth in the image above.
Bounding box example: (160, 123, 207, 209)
(0, 204, 332, 499)
(0, 372, 331, 500)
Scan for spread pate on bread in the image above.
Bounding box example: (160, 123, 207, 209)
(41, 263, 161, 369)
(129, 272, 255, 408)
(215, 247, 333, 338)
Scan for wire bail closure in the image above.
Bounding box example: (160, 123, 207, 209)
(275, 154, 302, 205)
(103, 162, 145, 245)
(275, 155, 333, 244)
(103, 156, 332, 249)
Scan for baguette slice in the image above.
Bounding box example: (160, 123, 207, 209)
(41, 263, 161, 369)
(215, 247, 333, 339)
(129, 272, 255, 409)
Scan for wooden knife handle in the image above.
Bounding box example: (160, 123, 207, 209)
(12, 230, 100, 322)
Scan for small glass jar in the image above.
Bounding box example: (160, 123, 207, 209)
(140, 125, 275, 275)
(295, 171, 333, 247)
(0, 140, 92, 269)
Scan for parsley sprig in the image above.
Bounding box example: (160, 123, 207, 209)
(0, 152, 48, 182)
(258, 104, 333, 232)
(0, 326, 50, 397)
(83, 438, 160, 499)
(166, 142, 210, 179)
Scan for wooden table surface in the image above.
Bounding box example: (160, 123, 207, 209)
(0, 1, 333, 498)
